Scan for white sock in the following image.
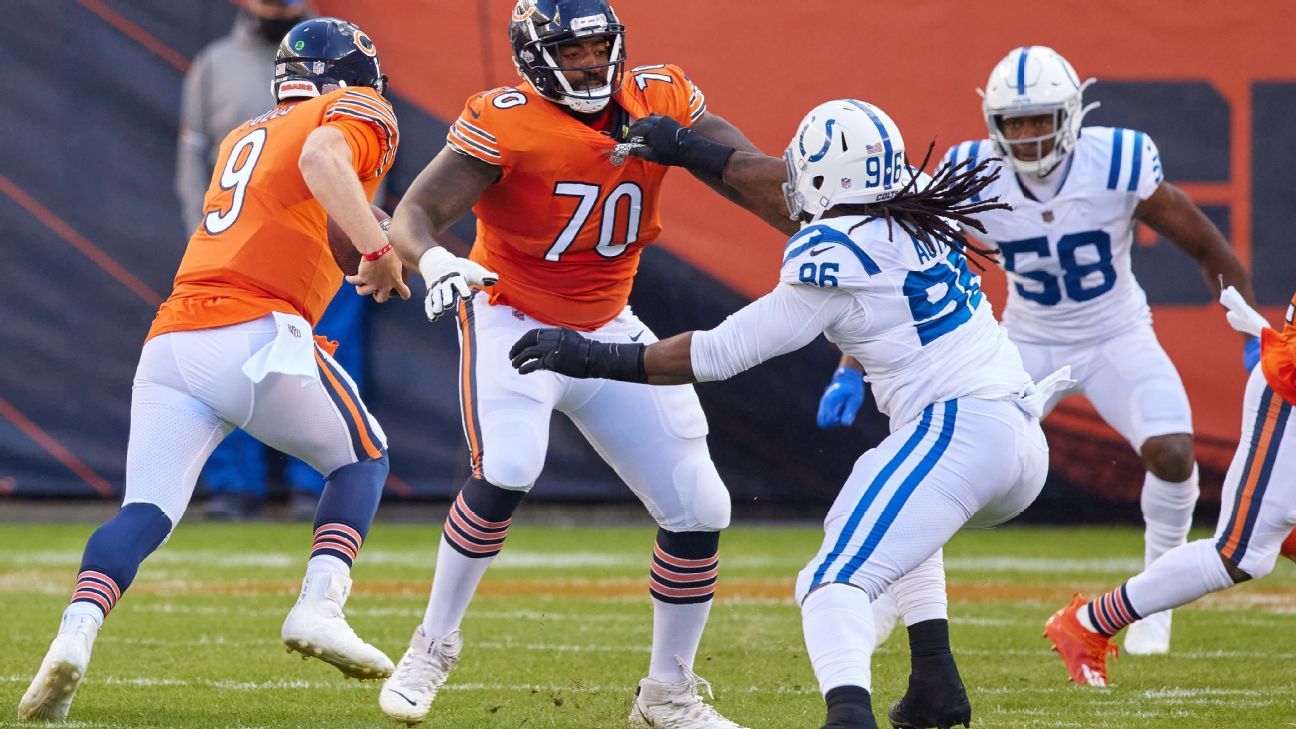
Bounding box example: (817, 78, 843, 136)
(421, 542, 497, 639)
(306, 554, 350, 577)
(1141, 465, 1200, 566)
(1123, 539, 1235, 618)
(802, 583, 875, 695)
(889, 550, 948, 626)
(648, 599, 713, 682)
(61, 602, 105, 632)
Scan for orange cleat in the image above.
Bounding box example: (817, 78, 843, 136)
(1281, 528, 1296, 564)
(1044, 594, 1118, 687)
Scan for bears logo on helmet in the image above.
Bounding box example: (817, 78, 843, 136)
(509, 0, 626, 114)
(274, 17, 388, 101)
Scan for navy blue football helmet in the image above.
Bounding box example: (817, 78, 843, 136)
(273, 18, 387, 101)
(509, 0, 625, 113)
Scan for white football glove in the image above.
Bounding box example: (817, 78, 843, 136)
(1220, 285, 1269, 337)
(419, 247, 499, 323)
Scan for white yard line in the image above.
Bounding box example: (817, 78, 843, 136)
(0, 551, 1185, 573)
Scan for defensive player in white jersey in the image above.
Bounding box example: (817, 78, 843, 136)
(817, 46, 1256, 657)
(511, 99, 1069, 729)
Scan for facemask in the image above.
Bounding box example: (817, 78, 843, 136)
(253, 14, 303, 44)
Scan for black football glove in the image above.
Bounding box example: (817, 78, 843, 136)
(509, 328, 647, 382)
(625, 115, 736, 178)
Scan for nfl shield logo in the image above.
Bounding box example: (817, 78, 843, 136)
(312, 61, 326, 74)
(841, 177, 852, 189)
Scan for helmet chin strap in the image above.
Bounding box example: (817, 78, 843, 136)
(563, 92, 612, 114)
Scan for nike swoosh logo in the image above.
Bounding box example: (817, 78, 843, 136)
(629, 331, 645, 342)
(809, 245, 833, 256)
(469, 107, 481, 119)
(388, 689, 418, 706)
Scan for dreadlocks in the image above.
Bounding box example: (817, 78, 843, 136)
(834, 141, 1012, 269)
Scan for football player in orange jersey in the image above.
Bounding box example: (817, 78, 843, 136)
(16, 19, 490, 722)
(1044, 286, 1296, 688)
(379, 1, 782, 726)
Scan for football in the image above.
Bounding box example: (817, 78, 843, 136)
(328, 204, 393, 274)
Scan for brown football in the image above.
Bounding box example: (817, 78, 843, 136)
(328, 204, 392, 274)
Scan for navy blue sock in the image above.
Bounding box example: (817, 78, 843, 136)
(824, 685, 875, 728)
(908, 618, 952, 658)
(442, 477, 526, 558)
(73, 502, 172, 618)
(310, 453, 388, 567)
(650, 529, 720, 605)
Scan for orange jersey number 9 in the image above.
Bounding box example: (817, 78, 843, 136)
(204, 128, 268, 235)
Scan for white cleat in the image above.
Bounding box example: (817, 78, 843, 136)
(281, 570, 394, 680)
(378, 628, 462, 725)
(18, 615, 98, 722)
(1123, 610, 1172, 656)
(629, 659, 748, 729)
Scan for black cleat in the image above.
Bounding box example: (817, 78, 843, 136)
(887, 653, 971, 729)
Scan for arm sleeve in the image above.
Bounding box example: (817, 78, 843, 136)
(1134, 132, 1164, 201)
(175, 53, 213, 233)
(690, 283, 852, 382)
(323, 89, 399, 180)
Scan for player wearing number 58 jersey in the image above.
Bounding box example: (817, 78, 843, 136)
(816, 46, 1255, 659)
(381, 1, 771, 727)
(938, 46, 1255, 656)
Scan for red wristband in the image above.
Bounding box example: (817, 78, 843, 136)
(362, 243, 393, 262)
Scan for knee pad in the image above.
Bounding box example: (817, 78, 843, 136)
(81, 502, 173, 592)
(481, 419, 546, 491)
(675, 455, 731, 531)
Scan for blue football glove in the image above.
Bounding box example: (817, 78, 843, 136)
(1243, 336, 1261, 373)
(817, 366, 866, 429)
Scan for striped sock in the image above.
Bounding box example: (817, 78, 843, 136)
(71, 569, 122, 620)
(421, 479, 525, 638)
(1086, 583, 1141, 636)
(648, 530, 720, 682)
(311, 522, 364, 567)
(442, 491, 512, 558)
(650, 542, 720, 604)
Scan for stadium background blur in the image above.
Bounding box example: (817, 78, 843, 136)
(3, 0, 1295, 522)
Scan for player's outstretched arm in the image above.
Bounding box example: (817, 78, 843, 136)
(1135, 181, 1255, 307)
(626, 113, 798, 235)
(300, 126, 410, 303)
(389, 147, 501, 321)
(691, 113, 799, 235)
(510, 284, 845, 385)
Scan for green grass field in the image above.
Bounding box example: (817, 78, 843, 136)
(2, 521, 1294, 728)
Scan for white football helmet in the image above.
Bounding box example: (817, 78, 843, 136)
(783, 99, 911, 222)
(979, 46, 1098, 177)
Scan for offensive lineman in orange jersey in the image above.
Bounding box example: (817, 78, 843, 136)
(1044, 286, 1296, 688)
(17, 18, 489, 723)
(379, 2, 783, 727)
